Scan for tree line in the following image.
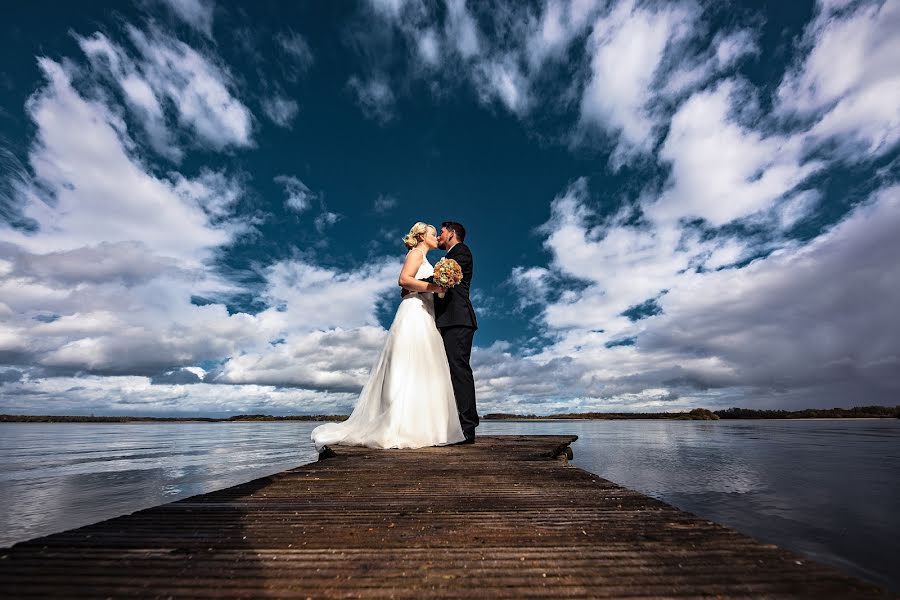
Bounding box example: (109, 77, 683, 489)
(484, 405, 899, 420)
(0, 414, 349, 423)
(2, 406, 896, 423)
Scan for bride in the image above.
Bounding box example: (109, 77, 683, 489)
(311, 222, 466, 450)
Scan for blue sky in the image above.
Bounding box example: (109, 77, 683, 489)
(0, 0, 897, 416)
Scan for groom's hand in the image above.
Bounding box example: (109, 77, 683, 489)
(400, 276, 435, 298)
(421, 276, 442, 295)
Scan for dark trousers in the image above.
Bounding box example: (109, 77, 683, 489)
(439, 325, 478, 439)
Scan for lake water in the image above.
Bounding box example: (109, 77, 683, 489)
(1, 419, 897, 592)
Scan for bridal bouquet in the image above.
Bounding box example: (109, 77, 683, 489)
(432, 258, 463, 298)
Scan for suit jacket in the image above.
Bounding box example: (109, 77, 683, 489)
(434, 242, 478, 330)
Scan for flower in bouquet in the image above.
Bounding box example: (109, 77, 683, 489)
(432, 258, 463, 298)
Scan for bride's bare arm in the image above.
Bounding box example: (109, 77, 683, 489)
(398, 252, 442, 293)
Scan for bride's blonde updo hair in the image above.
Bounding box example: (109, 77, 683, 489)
(403, 222, 432, 249)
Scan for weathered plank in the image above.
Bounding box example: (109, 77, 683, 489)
(0, 435, 887, 598)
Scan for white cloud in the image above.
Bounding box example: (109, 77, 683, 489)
(76, 25, 254, 156)
(314, 210, 342, 232)
(415, 28, 441, 66)
(127, 25, 253, 151)
(262, 95, 299, 128)
(77, 24, 254, 155)
(209, 257, 402, 390)
(347, 74, 395, 123)
(368, 0, 411, 20)
(0, 23, 422, 416)
(772, 189, 821, 230)
(647, 80, 821, 227)
(0, 245, 419, 409)
(0, 48, 261, 381)
(445, 0, 481, 60)
(777, 0, 900, 158)
(526, 0, 601, 68)
(475, 56, 531, 115)
(257, 258, 398, 332)
(353, 0, 560, 120)
(714, 29, 758, 69)
(36, 306, 257, 375)
(357, 0, 718, 130)
(702, 238, 746, 270)
(0, 374, 357, 416)
(3, 241, 182, 287)
(373, 193, 397, 213)
(171, 169, 243, 222)
(5, 2, 896, 417)
(535, 179, 698, 338)
(274, 175, 315, 212)
(0, 243, 260, 376)
(0, 233, 258, 378)
(210, 327, 388, 391)
(509, 265, 552, 309)
(579, 0, 697, 161)
(635, 184, 900, 405)
(157, 0, 215, 38)
(77, 32, 179, 161)
(499, 181, 900, 411)
(661, 28, 759, 100)
(0, 241, 413, 399)
(275, 30, 315, 77)
(10, 58, 234, 261)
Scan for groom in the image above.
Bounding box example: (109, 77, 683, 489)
(434, 221, 479, 444)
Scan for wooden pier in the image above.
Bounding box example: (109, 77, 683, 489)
(0, 435, 887, 598)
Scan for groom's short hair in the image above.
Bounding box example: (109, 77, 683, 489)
(442, 221, 466, 242)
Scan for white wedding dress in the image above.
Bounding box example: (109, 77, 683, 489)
(311, 250, 465, 450)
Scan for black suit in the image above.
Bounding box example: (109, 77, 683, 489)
(434, 243, 477, 330)
(434, 243, 478, 440)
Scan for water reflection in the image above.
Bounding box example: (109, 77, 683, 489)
(0, 419, 897, 592)
(0, 422, 320, 547)
(480, 419, 900, 592)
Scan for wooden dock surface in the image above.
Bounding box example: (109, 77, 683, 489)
(0, 435, 888, 598)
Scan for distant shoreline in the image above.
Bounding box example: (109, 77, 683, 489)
(2, 406, 897, 423)
(0, 414, 349, 423)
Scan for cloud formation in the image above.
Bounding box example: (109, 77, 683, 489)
(0, 374, 356, 416)
(77, 25, 253, 157)
(262, 95, 299, 129)
(579, 0, 696, 160)
(352, 0, 760, 160)
(373, 194, 398, 213)
(274, 175, 316, 212)
(127, 26, 254, 150)
(502, 182, 900, 410)
(196, 257, 401, 393)
(275, 30, 315, 79)
(0, 16, 406, 416)
(777, 0, 900, 159)
(2, 0, 898, 417)
(0, 24, 259, 387)
(347, 75, 396, 124)
(157, 0, 215, 38)
(647, 79, 820, 227)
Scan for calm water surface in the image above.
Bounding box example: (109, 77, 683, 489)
(1, 419, 897, 592)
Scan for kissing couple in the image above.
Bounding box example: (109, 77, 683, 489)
(312, 221, 478, 450)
